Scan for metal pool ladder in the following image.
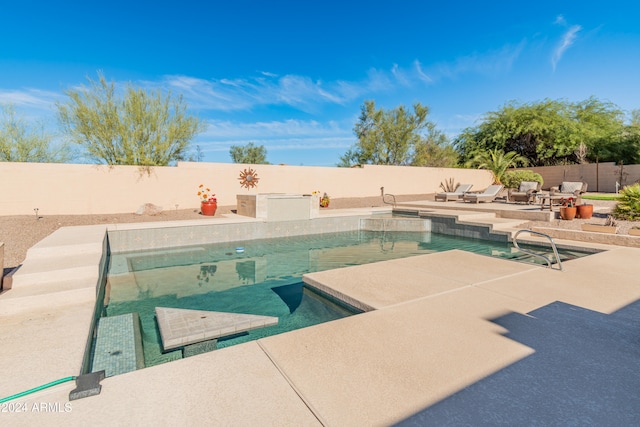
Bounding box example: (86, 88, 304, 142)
(380, 186, 397, 207)
(513, 229, 564, 271)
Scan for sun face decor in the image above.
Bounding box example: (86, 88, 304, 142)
(238, 167, 260, 189)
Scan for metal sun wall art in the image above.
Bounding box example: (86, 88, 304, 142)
(239, 167, 260, 189)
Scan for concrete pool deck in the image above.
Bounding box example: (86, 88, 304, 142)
(1, 205, 639, 425)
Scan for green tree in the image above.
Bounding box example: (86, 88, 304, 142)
(465, 148, 528, 184)
(229, 142, 269, 164)
(412, 128, 458, 167)
(57, 72, 205, 166)
(339, 100, 434, 166)
(454, 97, 630, 166)
(0, 104, 72, 163)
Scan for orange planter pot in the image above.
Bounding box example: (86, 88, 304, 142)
(559, 206, 577, 220)
(201, 201, 217, 216)
(576, 204, 593, 219)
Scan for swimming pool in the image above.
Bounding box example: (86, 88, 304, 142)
(93, 229, 591, 375)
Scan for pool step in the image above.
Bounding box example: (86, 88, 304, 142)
(91, 312, 145, 377)
(398, 209, 530, 242)
(491, 248, 567, 266)
(360, 217, 430, 232)
(3, 225, 106, 297)
(155, 307, 279, 351)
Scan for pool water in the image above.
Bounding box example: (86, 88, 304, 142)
(100, 230, 589, 370)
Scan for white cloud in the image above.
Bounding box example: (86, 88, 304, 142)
(0, 89, 60, 109)
(195, 118, 354, 154)
(413, 60, 433, 83)
(391, 63, 411, 86)
(202, 118, 350, 139)
(428, 42, 525, 82)
(551, 16, 582, 71)
(158, 73, 368, 113)
(554, 15, 567, 26)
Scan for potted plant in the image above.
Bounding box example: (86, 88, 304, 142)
(575, 203, 593, 219)
(320, 192, 330, 208)
(559, 197, 577, 220)
(197, 184, 217, 216)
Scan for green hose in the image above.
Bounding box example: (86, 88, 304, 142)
(0, 376, 76, 403)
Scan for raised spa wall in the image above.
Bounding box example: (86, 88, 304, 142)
(107, 215, 367, 255)
(236, 193, 320, 221)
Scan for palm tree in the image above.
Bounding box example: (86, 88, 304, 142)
(465, 148, 528, 184)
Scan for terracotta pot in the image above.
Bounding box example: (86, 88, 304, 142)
(201, 201, 217, 216)
(576, 204, 593, 219)
(559, 206, 577, 220)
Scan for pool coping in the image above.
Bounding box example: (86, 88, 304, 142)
(1, 207, 639, 425)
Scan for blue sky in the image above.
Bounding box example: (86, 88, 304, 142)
(1, 1, 639, 166)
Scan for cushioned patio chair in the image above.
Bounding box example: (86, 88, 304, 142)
(508, 181, 541, 204)
(550, 181, 588, 204)
(435, 184, 473, 202)
(462, 185, 504, 203)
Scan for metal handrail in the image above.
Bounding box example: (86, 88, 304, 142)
(513, 229, 564, 271)
(382, 193, 397, 207)
(380, 186, 397, 207)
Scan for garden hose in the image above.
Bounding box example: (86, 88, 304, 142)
(0, 376, 76, 403)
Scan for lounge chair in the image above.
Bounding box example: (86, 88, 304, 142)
(508, 181, 541, 204)
(435, 184, 473, 202)
(462, 185, 504, 203)
(549, 181, 588, 204)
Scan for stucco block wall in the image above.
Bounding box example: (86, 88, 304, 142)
(518, 162, 640, 193)
(0, 161, 493, 215)
(0, 242, 4, 290)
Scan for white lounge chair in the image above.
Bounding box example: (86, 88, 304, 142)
(462, 185, 504, 203)
(435, 184, 473, 202)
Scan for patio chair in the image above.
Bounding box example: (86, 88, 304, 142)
(435, 184, 473, 202)
(549, 181, 588, 204)
(462, 185, 504, 203)
(508, 181, 541, 204)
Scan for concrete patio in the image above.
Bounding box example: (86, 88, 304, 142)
(1, 202, 639, 426)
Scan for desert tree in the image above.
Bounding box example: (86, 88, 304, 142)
(230, 142, 269, 164)
(454, 97, 630, 166)
(57, 72, 206, 166)
(339, 100, 437, 166)
(0, 104, 73, 163)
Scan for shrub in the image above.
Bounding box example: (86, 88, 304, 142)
(501, 170, 544, 189)
(612, 183, 640, 220)
(439, 177, 458, 192)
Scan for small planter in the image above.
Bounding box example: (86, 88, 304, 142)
(319, 192, 330, 208)
(201, 201, 217, 216)
(576, 204, 593, 219)
(581, 224, 618, 234)
(629, 228, 640, 236)
(559, 206, 577, 220)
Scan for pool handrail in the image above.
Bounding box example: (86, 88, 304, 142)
(513, 229, 564, 271)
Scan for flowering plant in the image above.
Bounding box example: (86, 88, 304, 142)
(320, 192, 330, 208)
(560, 197, 575, 208)
(197, 184, 217, 203)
